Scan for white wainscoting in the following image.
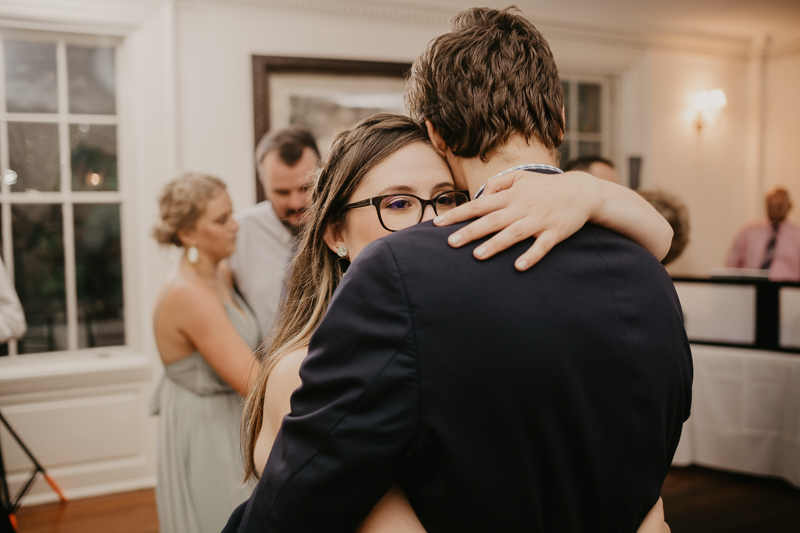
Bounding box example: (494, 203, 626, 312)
(0, 353, 158, 505)
(780, 287, 800, 349)
(673, 282, 757, 344)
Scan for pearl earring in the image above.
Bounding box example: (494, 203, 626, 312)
(337, 246, 348, 258)
(187, 246, 199, 264)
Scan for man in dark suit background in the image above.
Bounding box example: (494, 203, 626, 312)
(226, 7, 691, 532)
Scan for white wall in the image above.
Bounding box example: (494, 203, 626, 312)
(646, 50, 751, 276)
(175, 1, 447, 212)
(175, 2, 776, 278)
(763, 49, 800, 222)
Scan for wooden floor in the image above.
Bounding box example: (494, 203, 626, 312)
(11, 466, 800, 532)
(14, 489, 157, 533)
(662, 466, 800, 533)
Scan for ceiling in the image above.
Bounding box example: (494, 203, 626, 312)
(370, 0, 800, 42)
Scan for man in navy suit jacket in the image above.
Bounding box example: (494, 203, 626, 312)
(225, 7, 691, 532)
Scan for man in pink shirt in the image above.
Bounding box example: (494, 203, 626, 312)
(726, 187, 800, 281)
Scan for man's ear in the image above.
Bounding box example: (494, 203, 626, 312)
(424, 119, 448, 157)
(323, 223, 345, 255)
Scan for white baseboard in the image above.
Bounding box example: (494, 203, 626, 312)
(19, 476, 157, 507)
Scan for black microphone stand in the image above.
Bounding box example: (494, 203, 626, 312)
(0, 411, 67, 531)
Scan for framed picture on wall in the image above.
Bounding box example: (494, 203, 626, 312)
(252, 56, 411, 202)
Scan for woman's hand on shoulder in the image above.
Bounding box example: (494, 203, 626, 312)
(434, 170, 672, 269)
(433, 171, 599, 270)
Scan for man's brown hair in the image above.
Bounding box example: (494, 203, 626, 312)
(254, 126, 320, 181)
(406, 6, 564, 161)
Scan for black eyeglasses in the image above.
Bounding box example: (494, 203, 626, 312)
(341, 190, 470, 232)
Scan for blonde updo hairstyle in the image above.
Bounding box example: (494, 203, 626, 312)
(153, 173, 227, 247)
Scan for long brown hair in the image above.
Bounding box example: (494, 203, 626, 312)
(241, 114, 433, 480)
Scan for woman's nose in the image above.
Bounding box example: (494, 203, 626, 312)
(420, 203, 438, 222)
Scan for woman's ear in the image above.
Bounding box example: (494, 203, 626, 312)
(323, 223, 345, 255)
(559, 106, 566, 140)
(424, 119, 448, 157)
(176, 227, 195, 249)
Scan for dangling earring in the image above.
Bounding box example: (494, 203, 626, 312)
(337, 246, 348, 258)
(187, 246, 199, 264)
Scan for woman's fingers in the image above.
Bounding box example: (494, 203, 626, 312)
(446, 209, 514, 247)
(453, 218, 561, 270)
(468, 219, 540, 260)
(479, 173, 519, 196)
(434, 192, 507, 227)
(435, 171, 594, 268)
(513, 230, 559, 271)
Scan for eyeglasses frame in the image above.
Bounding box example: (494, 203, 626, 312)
(340, 190, 470, 232)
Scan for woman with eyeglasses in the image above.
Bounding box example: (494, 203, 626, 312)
(239, 114, 671, 533)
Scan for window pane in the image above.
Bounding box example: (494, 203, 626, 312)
(558, 140, 572, 171)
(12, 204, 66, 354)
(4, 41, 58, 113)
(578, 83, 601, 133)
(74, 204, 124, 348)
(561, 81, 571, 133)
(67, 46, 116, 115)
(8, 122, 60, 192)
(70, 124, 117, 191)
(0, 213, 5, 357)
(578, 141, 602, 157)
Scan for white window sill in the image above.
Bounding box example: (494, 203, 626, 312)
(0, 351, 155, 396)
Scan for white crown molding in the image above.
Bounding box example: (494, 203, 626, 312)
(534, 22, 751, 59)
(0, 0, 170, 36)
(0, 0, 758, 58)
(183, 0, 754, 59)
(768, 34, 800, 59)
(180, 0, 452, 25)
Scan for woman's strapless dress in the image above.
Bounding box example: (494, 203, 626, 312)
(150, 291, 260, 533)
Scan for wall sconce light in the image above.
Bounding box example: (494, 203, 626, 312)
(692, 89, 727, 131)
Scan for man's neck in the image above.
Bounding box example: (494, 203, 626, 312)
(447, 133, 557, 196)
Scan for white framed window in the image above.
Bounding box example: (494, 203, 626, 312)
(0, 30, 124, 357)
(558, 74, 613, 169)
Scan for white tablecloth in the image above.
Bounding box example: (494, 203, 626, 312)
(672, 344, 800, 487)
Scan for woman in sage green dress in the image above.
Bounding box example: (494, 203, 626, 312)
(150, 173, 260, 533)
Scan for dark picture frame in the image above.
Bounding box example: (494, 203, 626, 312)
(251, 56, 412, 202)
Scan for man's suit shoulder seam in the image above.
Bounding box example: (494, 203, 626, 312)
(377, 240, 423, 443)
(586, 227, 636, 505)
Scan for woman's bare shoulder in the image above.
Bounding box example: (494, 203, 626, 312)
(163, 275, 214, 302)
(264, 346, 309, 428)
(253, 346, 310, 476)
(270, 346, 308, 382)
(158, 276, 224, 319)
